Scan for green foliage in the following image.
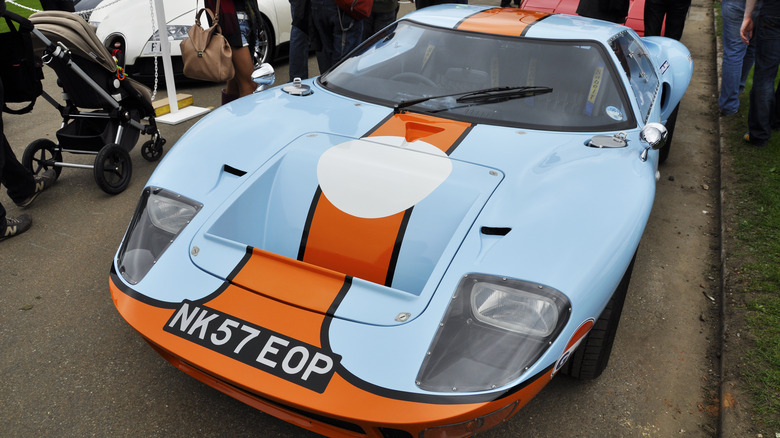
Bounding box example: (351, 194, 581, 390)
(0, 1, 43, 32)
(725, 77, 780, 432)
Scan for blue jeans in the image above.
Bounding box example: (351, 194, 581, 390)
(289, 25, 310, 81)
(718, 0, 750, 114)
(310, 0, 363, 73)
(747, 13, 780, 145)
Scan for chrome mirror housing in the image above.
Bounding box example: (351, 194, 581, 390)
(252, 63, 275, 92)
(640, 122, 668, 161)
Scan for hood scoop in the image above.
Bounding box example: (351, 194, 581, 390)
(190, 132, 502, 325)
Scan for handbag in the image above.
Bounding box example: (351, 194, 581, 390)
(0, 16, 44, 114)
(334, 0, 374, 21)
(180, 0, 234, 82)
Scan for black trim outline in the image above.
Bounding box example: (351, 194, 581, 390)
(444, 123, 474, 156)
(384, 208, 413, 287)
(298, 186, 323, 261)
(520, 12, 552, 37)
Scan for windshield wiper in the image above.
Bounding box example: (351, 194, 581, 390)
(394, 86, 553, 114)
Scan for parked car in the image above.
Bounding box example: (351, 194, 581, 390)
(109, 5, 692, 437)
(85, 0, 291, 81)
(519, 0, 650, 35)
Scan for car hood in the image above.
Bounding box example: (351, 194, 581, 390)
(141, 81, 655, 328)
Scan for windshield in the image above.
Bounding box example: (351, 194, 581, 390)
(321, 21, 635, 132)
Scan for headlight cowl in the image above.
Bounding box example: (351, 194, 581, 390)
(417, 274, 571, 392)
(117, 188, 202, 285)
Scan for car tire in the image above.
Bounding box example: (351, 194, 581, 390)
(659, 104, 679, 164)
(253, 15, 275, 65)
(94, 143, 132, 195)
(559, 253, 637, 380)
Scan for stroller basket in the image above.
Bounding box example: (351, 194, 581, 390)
(57, 110, 141, 152)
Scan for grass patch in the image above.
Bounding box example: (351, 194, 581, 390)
(723, 80, 780, 433)
(0, 0, 43, 32)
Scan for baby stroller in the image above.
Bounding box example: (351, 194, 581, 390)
(23, 10, 164, 195)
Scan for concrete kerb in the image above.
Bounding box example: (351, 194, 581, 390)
(714, 5, 751, 437)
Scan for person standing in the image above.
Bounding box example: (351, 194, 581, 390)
(362, 0, 398, 41)
(718, 0, 757, 116)
(0, 5, 56, 242)
(643, 0, 692, 40)
(741, 0, 780, 146)
(309, 0, 363, 72)
(576, 0, 630, 23)
(289, 0, 312, 81)
(206, 0, 263, 103)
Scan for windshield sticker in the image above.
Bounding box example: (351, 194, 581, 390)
(606, 106, 623, 121)
(585, 64, 605, 116)
(164, 301, 341, 393)
(659, 60, 670, 75)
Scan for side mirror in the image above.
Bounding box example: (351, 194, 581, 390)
(252, 63, 275, 92)
(639, 122, 668, 161)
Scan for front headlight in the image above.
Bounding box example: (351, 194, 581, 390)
(117, 188, 202, 285)
(417, 274, 570, 392)
(150, 25, 192, 42)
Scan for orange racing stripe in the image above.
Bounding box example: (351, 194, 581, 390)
(457, 8, 551, 37)
(298, 114, 472, 286)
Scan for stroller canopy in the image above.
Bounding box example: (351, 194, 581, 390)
(30, 10, 116, 73)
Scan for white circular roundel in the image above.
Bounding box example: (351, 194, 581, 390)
(317, 136, 452, 219)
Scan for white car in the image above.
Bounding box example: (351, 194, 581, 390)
(85, 0, 291, 81)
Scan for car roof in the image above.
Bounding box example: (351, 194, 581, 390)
(402, 5, 628, 43)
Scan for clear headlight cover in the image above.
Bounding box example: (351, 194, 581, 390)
(150, 25, 192, 42)
(117, 188, 202, 285)
(417, 274, 570, 392)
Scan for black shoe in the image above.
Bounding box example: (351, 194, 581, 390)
(0, 214, 32, 242)
(15, 169, 56, 208)
(744, 132, 767, 147)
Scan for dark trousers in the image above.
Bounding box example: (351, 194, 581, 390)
(310, 0, 363, 72)
(0, 78, 35, 225)
(748, 14, 780, 145)
(644, 0, 692, 40)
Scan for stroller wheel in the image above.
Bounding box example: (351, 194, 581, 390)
(94, 144, 132, 195)
(22, 139, 63, 179)
(141, 136, 165, 162)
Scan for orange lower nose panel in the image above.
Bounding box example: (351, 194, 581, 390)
(110, 272, 555, 435)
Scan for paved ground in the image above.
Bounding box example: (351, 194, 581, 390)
(0, 0, 732, 436)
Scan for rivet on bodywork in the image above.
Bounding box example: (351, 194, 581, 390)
(191, 246, 199, 256)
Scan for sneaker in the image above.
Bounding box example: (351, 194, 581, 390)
(0, 214, 32, 242)
(15, 169, 56, 208)
(743, 132, 767, 147)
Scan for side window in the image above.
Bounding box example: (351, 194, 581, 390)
(609, 32, 659, 124)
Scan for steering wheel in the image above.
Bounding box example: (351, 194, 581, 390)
(391, 72, 437, 87)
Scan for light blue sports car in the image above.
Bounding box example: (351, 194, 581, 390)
(110, 5, 693, 437)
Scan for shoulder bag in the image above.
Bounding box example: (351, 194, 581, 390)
(180, 0, 235, 82)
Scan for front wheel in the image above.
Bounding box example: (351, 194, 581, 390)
(22, 139, 62, 178)
(559, 254, 636, 380)
(94, 143, 132, 195)
(659, 104, 679, 164)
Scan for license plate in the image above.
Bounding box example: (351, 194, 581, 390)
(164, 301, 341, 393)
(142, 41, 162, 56)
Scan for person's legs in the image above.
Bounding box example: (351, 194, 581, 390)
(740, 35, 756, 93)
(1, 133, 35, 206)
(662, 0, 691, 40)
(643, 0, 666, 37)
(334, 12, 362, 63)
(747, 14, 780, 145)
(718, 0, 748, 115)
(289, 25, 310, 81)
(310, 0, 337, 72)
